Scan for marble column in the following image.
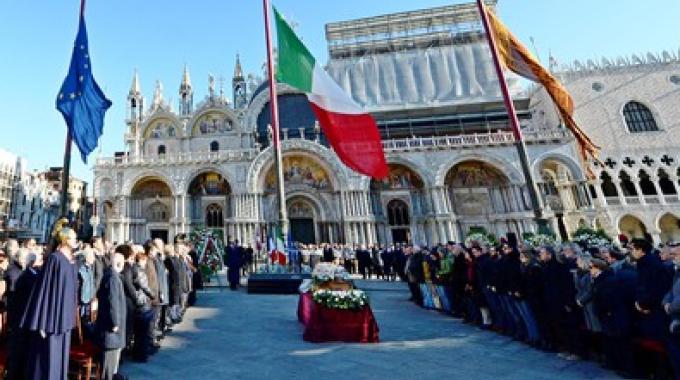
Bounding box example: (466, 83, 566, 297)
(180, 194, 187, 232)
(582, 182, 594, 208)
(651, 175, 665, 204)
(632, 181, 645, 204)
(614, 181, 627, 205)
(594, 180, 607, 206)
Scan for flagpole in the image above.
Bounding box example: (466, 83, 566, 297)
(263, 0, 289, 241)
(476, 0, 547, 231)
(59, 0, 86, 219)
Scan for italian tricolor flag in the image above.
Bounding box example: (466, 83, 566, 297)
(269, 226, 287, 265)
(273, 7, 388, 179)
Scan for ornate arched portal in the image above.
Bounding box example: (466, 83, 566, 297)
(261, 153, 340, 244)
(445, 160, 521, 238)
(129, 177, 173, 242)
(187, 171, 231, 230)
(370, 164, 426, 245)
(287, 197, 318, 244)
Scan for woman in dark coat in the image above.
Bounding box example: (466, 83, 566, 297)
(20, 220, 79, 380)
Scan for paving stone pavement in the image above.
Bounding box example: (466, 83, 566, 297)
(121, 280, 621, 380)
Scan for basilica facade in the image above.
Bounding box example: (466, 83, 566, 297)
(93, 2, 680, 246)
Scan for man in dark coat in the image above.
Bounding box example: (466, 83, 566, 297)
(357, 246, 372, 279)
(165, 246, 184, 320)
(537, 246, 579, 354)
(474, 245, 498, 329)
(448, 243, 467, 317)
(188, 243, 203, 305)
(630, 238, 673, 341)
(6, 250, 41, 380)
(322, 244, 334, 263)
(4, 248, 27, 330)
(151, 239, 169, 336)
(241, 244, 254, 277)
(92, 237, 108, 292)
(95, 251, 126, 380)
(381, 246, 394, 281)
(143, 241, 161, 350)
(498, 244, 526, 340)
(591, 258, 636, 376)
(226, 241, 242, 290)
(20, 223, 79, 380)
(118, 245, 137, 350)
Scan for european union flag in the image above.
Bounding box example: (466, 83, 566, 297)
(56, 13, 111, 163)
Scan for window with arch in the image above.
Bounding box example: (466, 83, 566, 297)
(387, 199, 410, 226)
(148, 202, 169, 222)
(205, 203, 224, 227)
(210, 141, 219, 152)
(638, 170, 657, 195)
(623, 101, 659, 133)
(157, 145, 166, 155)
(618, 171, 637, 196)
(658, 169, 677, 195)
(600, 172, 617, 197)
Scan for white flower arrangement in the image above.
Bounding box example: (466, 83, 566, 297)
(311, 263, 350, 283)
(312, 289, 369, 310)
(464, 232, 493, 247)
(572, 228, 612, 249)
(524, 233, 556, 248)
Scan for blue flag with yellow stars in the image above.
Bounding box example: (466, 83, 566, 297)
(56, 12, 111, 163)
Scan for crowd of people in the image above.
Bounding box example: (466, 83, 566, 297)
(292, 243, 406, 281)
(286, 238, 680, 378)
(394, 237, 680, 379)
(0, 219, 203, 380)
(4, 222, 680, 379)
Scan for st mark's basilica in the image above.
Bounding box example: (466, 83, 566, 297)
(94, 2, 680, 246)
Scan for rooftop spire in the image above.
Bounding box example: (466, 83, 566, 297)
(234, 54, 244, 79)
(152, 80, 164, 108)
(129, 69, 141, 96)
(180, 64, 192, 92)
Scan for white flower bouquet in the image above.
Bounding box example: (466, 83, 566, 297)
(312, 289, 369, 310)
(524, 233, 556, 248)
(464, 232, 494, 247)
(311, 263, 350, 283)
(572, 227, 612, 249)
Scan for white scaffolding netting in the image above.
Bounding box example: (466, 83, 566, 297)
(326, 42, 524, 112)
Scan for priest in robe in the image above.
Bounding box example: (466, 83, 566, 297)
(20, 219, 79, 380)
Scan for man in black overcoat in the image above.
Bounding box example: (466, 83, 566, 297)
(95, 251, 127, 380)
(630, 238, 673, 341)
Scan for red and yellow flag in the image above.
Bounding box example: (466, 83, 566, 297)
(483, 5, 600, 166)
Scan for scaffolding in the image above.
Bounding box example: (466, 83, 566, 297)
(325, 0, 497, 59)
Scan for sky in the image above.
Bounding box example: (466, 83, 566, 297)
(0, 0, 678, 186)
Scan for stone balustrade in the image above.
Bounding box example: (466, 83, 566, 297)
(96, 129, 573, 168)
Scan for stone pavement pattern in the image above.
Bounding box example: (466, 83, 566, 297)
(121, 280, 620, 380)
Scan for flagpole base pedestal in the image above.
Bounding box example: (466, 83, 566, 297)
(247, 273, 311, 294)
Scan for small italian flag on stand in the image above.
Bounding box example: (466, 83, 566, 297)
(269, 226, 287, 265)
(273, 7, 388, 179)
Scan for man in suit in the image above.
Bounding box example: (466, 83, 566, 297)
(357, 245, 371, 279)
(95, 251, 127, 380)
(322, 244, 334, 263)
(225, 241, 242, 290)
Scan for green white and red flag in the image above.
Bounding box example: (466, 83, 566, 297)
(273, 7, 388, 179)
